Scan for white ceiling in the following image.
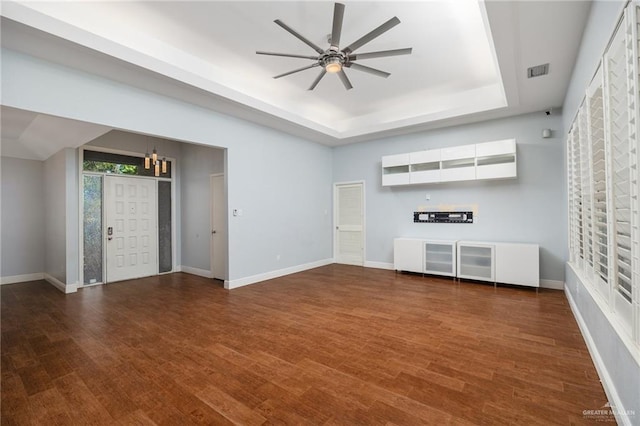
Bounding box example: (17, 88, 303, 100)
(0, 1, 591, 158)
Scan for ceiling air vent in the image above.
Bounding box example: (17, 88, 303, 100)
(527, 63, 549, 78)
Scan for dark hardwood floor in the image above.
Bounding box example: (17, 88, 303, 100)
(2, 265, 608, 425)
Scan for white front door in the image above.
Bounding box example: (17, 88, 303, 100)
(334, 182, 364, 265)
(105, 175, 158, 283)
(210, 174, 226, 280)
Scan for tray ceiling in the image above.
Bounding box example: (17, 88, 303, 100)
(1, 1, 591, 148)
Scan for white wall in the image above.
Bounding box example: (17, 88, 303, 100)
(333, 112, 565, 282)
(0, 157, 45, 279)
(2, 48, 333, 287)
(561, 1, 639, 423)
(180, 143, 224, 273)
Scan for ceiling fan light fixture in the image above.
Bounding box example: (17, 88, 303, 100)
(325, 58, 342, 73)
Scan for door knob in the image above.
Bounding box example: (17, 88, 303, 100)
(212, 230, 217, 234)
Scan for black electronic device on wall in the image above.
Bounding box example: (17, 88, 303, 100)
(413, 211, 473, 223)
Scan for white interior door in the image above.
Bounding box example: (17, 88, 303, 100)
(210, 174, 226, 280)
(335, 182, 364, 265)
(105, 176, 157, 283)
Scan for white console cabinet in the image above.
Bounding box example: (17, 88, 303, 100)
(394, 238, 539, 288)
(394, 238, 457, 276)
(393, 238, 424, 273)
(495, 243, 540, 287)
(424, 240, 457, 277)
(457, 242, 495, 281)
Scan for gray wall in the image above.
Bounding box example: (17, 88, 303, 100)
(227, 126, 332, 280)
(565, 266, 639, 422)
(0, 157, 45, 278)
(561, 1, 639, 421)
(65, 148, 79, 286)
(180, 143, 225, 272)
(562, 1, 625, 132)
(87, 130, 183, 160)
(43, 149, 68, 283)
(2, 48, 333, 284)
(333, 112, 565, 282)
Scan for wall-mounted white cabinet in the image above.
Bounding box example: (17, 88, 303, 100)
(382, 139, 516, 186)
(476, 139, 517, 180)
(410, 150, 440, 184)
(382, 153, 410, 186)
(440, 144, 476, 182)
(394, 238, 539, 288)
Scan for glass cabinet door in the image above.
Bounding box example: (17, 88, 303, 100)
(457, 244, 495, 281)
(424, 242, 456, 276)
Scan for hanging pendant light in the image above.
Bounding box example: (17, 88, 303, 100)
(144, 152, 151, 169)
(162, 157, 167, 174)
(152, 147, 158, 164)
(154, 161, 160, 177)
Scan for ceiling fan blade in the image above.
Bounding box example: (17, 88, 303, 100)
(341, 16, 401, 54)
(308, 69, 327, 90)
(346, 62, 390, 78)
(337, 69, 353, 90)
(274, 19, 325, 54)
(349, 48, 412, 61)
(273, 63, 319, 79)
(330, 3, 345, 50)
(256, 51, 319, 60)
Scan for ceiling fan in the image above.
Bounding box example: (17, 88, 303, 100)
(256, 2, 412, 91)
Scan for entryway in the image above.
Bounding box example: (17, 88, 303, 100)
(82, 147, 175, 286)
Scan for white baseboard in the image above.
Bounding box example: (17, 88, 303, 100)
(0, 273, 44, 285)
(539, 279, 564, 290)
(180, 266, 213, 279)
(565, 287, 632, 426)
(225, 258, 333, 290)
(44, 274, 78, 294)
(364, 261, 394, 270)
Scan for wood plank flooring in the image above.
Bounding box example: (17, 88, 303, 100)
(1, 265, 609, 425)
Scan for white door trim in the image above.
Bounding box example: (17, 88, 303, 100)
(333, 180, 366, 265)
(210, 173, 227, 280)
